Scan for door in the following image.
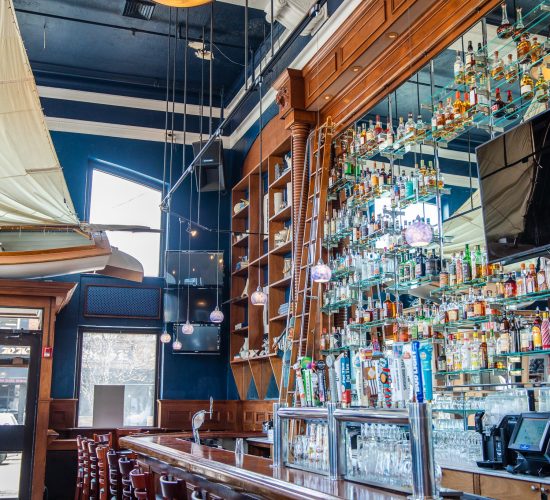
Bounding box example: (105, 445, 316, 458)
(0, 332, 40, 500)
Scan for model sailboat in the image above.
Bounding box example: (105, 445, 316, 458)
(0, 0, 144, 281)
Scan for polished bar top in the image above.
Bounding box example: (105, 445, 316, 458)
(120, 433, 408, 500)
(443, 462, 550, 485)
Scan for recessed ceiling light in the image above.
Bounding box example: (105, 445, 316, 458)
(324, 95, 332, 101)
(351, 65, 361, 72)
(387, 32, 398, 39)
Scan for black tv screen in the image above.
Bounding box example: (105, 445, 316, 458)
(164, 250, 224, 287)
(171, 324, 220, 353)
(477, 108, 550, 264)
(163, 287, 220, 324)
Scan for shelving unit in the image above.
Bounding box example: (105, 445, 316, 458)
(229, 137, 292, 400)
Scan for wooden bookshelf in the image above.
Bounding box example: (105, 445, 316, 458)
(229, 137, 292, 400)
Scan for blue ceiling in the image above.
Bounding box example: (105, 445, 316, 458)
(14, 0, 271, 104)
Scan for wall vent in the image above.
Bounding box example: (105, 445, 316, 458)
(123, 0, 156, 21)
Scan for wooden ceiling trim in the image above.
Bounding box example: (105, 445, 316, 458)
(320, 0, 502, 130)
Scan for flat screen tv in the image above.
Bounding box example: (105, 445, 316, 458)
(163, 287, 220, 324)
(477, 108, 550, 264)
(164, 250, 224, 286)
(171, 324, 220, 353)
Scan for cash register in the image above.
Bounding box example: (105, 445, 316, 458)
(507, 412, 550, 477)
(475, 411, 519, 469)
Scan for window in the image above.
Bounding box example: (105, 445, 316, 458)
(77, 331, 157, 427)
(89, 169, 162, 276)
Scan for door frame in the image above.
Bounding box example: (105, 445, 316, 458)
(0, 331, 42, 500)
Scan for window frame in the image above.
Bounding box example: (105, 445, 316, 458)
(74, 326, 161, 428)
(85, 159, 167, 278)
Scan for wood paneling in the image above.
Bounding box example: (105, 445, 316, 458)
(49, 399, 77, 429)
(0, 279, 76, 500)
(441, 469, 475, 494)
(305, 51, 338, 101)
(320, 0, 501, 129)
(241, 400, 273, 432)
(157, 400, 238, 430)
(479, 475, 542, 500)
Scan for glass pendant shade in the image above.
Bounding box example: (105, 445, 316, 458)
(172, 340, 183, 350)
(181, 320, 194, 335)
(160, 331, 172, 343)
(154, 0, 212, 7)
(405, 217, 434, 247)
(210, 306, 224, 323)
(311, 259, 332, 283)
(251, 286, 267, 306)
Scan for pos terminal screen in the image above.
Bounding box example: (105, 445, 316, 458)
(511, 417, 549, 451)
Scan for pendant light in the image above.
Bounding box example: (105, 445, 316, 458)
(252, 77, 267, 307)
(312, 259, 332, 283)
(209, 172, 224, 323)
(405, 216, 433, 247)
(160, 330, 172, 343)
(182, 178, 194, 335)
(154, 0, 212, 7)
(172, 338, 183, 350)
(173, 220, 185, 348)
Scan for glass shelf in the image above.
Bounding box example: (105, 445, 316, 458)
(435, 367, 509, 377)
(350, 273, 394, 290)
(330, 266, 356, 281)
(320, 345, 384, 356)
(347, 319, 396, 331)
(502, 349, 550, 357)
(494, 288, 550, 306)
(432, 315, 497, 331)
(432, 408, 483, 414)
(430, 278, 488, 297)
(390, 276, 436, 292)
(321, 298, 358, 313)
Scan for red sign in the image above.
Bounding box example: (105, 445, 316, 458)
(42, 346, 53, 358)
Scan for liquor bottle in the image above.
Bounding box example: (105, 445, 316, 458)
(463, 244, 472, 282)
(542, 308, 550, 350)
(473, 245, 484, 279)
(462, 92, 472, 124)
(397, 116, 406, 141)
(461, 331, 472, 371)
(386, 121, 394, 148)
(490, 51, 505, 80)
(517, 34, 532, 65)
(383, 293, 394, 319)
(487, 330, 497, 368)
(374, 115, 384, 143)
(475, 42, 487, 71)
(449, 253, 457, 286)
(498, 313, 511, 354)
(504, 273, 517, 298)
(454, 51, 465, 85)
(437, 351, 446, 372)
(531, 36, 543, 66)
(480, 331, 489, 370)
(466, 40, 476, 78)
(415, 115, 427, 141)
(533, 308, 543, 351)
(491, 88, 505, 118)
(405, 112, 416, 139)
(436, 101, 445, 135)
(505, 90, 518, 120)
(497, 2, 512, 39)
(453, 91, 464, 126)
(537, 258, 547, 291)
(517, 263, 527, 296)
(415, 249, 426, 279)
(514, 7, 526, 41)
(521, 323, 533, 352)
(535, 68, 549, 103)
(526, 263, 538, 294)
(505, 53, 518, 83)
(444, 98, 455, 129)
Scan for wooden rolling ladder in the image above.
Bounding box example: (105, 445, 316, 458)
(279, 117, 334, 406)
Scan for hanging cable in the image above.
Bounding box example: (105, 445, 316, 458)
(197, 25, 205, 226)
(244, 0, 249, 89)
(169, 9, 178, 191)
(161, 8, 172, 202)
(209, 2, 214, 137)
(182, 9, 188, 175)
(174, 218, 183, 347)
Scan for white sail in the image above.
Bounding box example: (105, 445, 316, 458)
(0, 0, 78, 226)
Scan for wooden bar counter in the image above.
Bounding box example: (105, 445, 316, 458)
(120, 433, 409, 499)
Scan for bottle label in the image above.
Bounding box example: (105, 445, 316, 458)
(521, 84, 533, 95)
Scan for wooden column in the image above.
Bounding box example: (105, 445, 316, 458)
(0, 279, 76, 500)
(273, 70, 316, 302)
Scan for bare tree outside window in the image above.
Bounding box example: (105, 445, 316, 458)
(78, 331, 157, 427)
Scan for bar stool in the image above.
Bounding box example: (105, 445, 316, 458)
(95, 445, 109, 500)
(94, 432, 114, 449)
(88, 440, 99, 500)
(74, 435, 85, 500)
(81, 437, 92, 500)
(129, 468, 155, 500)
(107, 450, 122, 500)
(118, 457, 136, 499)
(159, 476, 186, 499)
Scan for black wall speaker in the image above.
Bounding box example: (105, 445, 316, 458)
(192, 139, 225, 192)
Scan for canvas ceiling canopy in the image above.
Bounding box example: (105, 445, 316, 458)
(0, 0, 78, 226)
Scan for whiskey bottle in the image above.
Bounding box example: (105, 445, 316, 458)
(466, 40, 476, 78)
(453, 91, 464, 126)
(454, 51, 465, 85)
(490, 50, 505, 80)
(517, 33, 532, 65)
(535, 68, 549, 103)
(533, 308, 543, 351)
(491, 88, 505, 118)
(520, 66, 534, 100)
(505, 90, 518, 120)
(505, 53, 518, 83)
(497, 2, 512, 39)
(531, 36, 543, 66)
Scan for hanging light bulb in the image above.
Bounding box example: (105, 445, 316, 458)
(210, 306, 224, 323)
(251, 286, 267, 306)
(311, 259, 332, 283)
(160, 330, 172, 343)
(405, 216, 434, 247)
(172, 339, 183, 350)
(181, 320, 194, 335)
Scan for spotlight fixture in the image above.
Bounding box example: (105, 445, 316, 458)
(186, 223, 197, 237)
(154, 0, 212, 7)
(351, 65, 361, 72)
(405, 217, 433, 247)
(210, 306, 224, 323)
(251, 286, 267, 306)
(160, 330, 172, 343)
(387, 31, 399, 39)
(182, 320, 194, 335)
(324, 94, 333, 101)
(311, 259, 332, 283)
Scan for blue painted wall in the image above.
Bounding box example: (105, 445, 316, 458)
(50, 130, 238, 401)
